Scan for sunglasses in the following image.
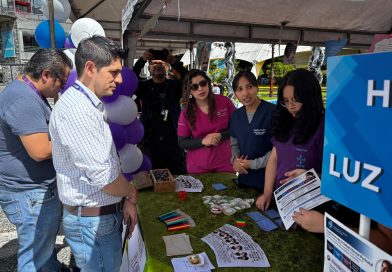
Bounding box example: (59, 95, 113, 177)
(190, 79, 208, 91)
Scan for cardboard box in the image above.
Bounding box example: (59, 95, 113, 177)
(150, 169, 176, 192)
(132, 171, 153, 190)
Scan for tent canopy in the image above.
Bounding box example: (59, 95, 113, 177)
(69, 0, 392, 60)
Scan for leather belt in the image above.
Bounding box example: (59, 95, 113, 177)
(63, 202, 121, 217)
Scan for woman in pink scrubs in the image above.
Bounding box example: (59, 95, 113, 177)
(178, 69, 236, 174)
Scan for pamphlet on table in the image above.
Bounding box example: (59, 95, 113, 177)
(324, 213, 392, 272)
(201, 224, 270, 268)
(175, 175, 204, 192)
(162, 233, 193, 256)
(274, 168, 330, 230)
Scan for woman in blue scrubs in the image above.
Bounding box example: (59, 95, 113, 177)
(229, 71, 276, 191)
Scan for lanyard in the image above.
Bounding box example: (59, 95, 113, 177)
(72, 82, 95, 105)
(22, 76, 52, 110)
(72, 82, 103, 111)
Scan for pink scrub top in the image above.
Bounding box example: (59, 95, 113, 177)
(178, 94, 235, 174)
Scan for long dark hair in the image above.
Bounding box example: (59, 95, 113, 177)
(272, 69, 325, 144)
(182, 69, 216, 130)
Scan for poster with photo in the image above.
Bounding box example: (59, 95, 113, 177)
(324, 213, 392, 272)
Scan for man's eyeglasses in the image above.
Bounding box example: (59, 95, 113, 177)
(53, 73, 67, 89)
(190, 79, 208, 91)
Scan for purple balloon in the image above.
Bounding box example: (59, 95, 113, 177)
(64, 35, 75, 49)
(117, 67, 138, 96)
(109, 122, 127, 150)
(123, 172, 134, 181)
(138, 154, 152, 172)
(102, 88, 120, 104)
(60, 69, 77, 94)
(124, 119, 144, 145)
(123, 154, 152, 180)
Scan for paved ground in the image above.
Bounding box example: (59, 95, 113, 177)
(0, 208, 75, 272)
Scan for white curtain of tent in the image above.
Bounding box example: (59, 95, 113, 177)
(181, 43, 312, 76)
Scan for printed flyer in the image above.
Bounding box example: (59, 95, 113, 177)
(274, 168, 330, 229)
(324, 213, 392, 272)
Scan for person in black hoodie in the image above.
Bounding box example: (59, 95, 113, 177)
(133, 49, 187, 174)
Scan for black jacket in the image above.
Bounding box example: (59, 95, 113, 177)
(133, 57, 187, 144)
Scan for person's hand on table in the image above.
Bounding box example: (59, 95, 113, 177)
(123, 200, 138, 238)
(255, 191, 272, 211)
(293, 208, 324, 233)
(279, 168, 306, 185)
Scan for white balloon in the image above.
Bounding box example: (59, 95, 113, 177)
(104, 95, 137, 125)
(118, 144, 143, 173)
(41, 0, 71, 22)
(63, 49, 76, 68)
(70, 18, 106, 47)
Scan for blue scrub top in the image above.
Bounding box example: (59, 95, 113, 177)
(229, 100, 275, 191)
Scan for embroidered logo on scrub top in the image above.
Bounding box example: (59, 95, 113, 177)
(216, 108, 228, 117)
(296, 155, 306, 168)
(253, 128, 266, 136)
(295, 147, 307, 168)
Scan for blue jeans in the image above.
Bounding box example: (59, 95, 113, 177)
(0, 185, 62, 272)
(62, 206, 123, 272)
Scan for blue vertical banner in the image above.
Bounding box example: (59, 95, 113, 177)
(1, 30, 16, 58)
(321, 52, 392, 228)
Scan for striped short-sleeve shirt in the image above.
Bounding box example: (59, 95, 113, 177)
(49, 80, 122, 207)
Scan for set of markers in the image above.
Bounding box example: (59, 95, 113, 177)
(159, 209, 195, 232)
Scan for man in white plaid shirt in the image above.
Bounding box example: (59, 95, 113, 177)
(49, 36, 137, 271)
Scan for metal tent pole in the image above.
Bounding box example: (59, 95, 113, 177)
(48, 0, 55, 48)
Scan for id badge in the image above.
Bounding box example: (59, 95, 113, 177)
(161, 109, 169, 121)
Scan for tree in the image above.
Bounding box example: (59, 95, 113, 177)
(208, 59, 249, 85)
(265, 62, 296, 78)
(208, 60, 227, 84)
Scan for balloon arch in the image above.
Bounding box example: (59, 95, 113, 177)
(35, 0, 151, 181)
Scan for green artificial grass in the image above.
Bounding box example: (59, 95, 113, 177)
(138, 173, 324, 271)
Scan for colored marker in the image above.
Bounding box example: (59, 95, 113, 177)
(166, 218, 188, 226)
(158, 210, 178, 219)
(168, 223, 191, 231)
(165, 216, 184, 223)
(159, 212, 179, 221)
